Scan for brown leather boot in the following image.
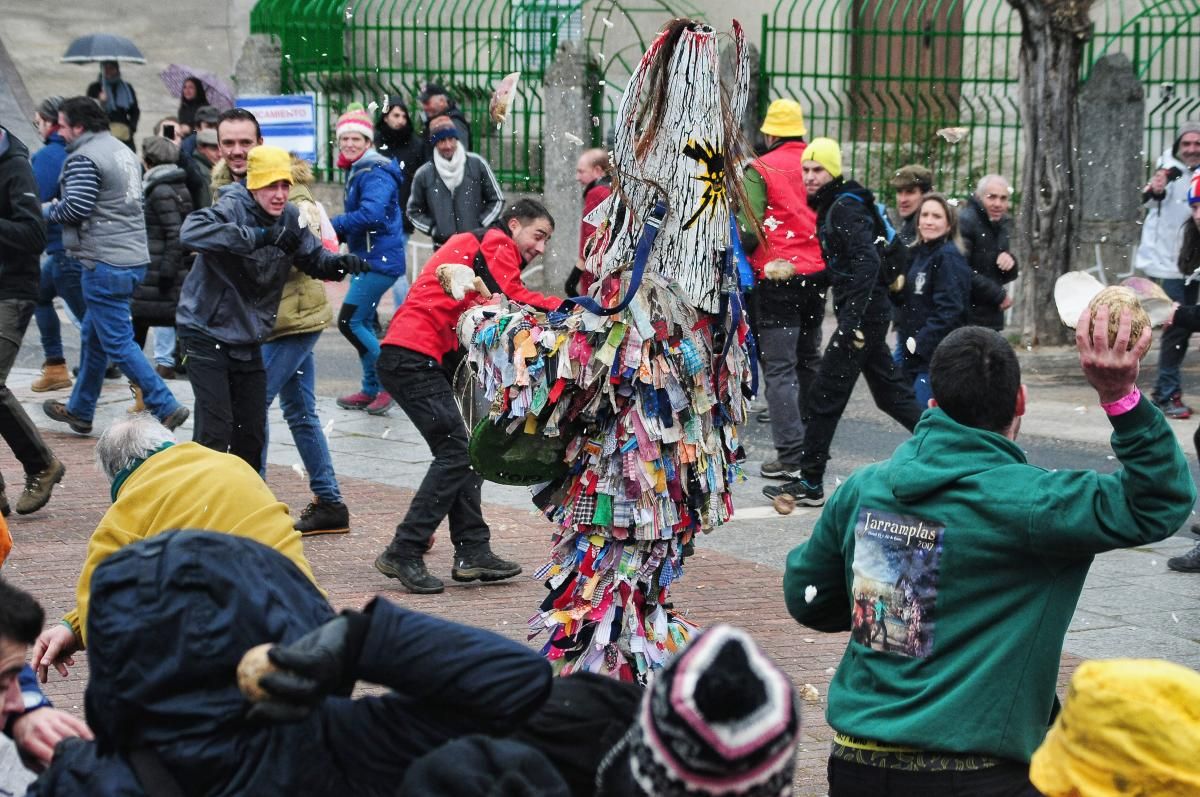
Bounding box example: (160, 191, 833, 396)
(31, 363, 72, 392)
(128, 382, 145, 414)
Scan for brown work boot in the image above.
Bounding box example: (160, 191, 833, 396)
(128, 382, 145, 414)
(31, 362, 71, 393)
(15, 458, 66, 515)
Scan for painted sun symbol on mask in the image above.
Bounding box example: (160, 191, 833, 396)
(682, 139, 726, 230)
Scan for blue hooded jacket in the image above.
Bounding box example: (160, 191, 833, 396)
(333, 149, 407, 278)
(28, 531, 552, 796)
(30, 130, 67, 254)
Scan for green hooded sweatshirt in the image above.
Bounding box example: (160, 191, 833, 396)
(784, 397, 1194, 763)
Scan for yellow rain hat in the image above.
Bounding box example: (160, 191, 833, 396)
(1029, 658, 1200, 797)
(246, 145, 294, 191)
(760, 99, 806, 138)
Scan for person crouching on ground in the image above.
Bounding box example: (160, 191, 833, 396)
(372, 198, 560, 594)
(330, 105, 409, 416)
(177, 145, 367, 470)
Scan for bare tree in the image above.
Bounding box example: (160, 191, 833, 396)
(1008, 0, 1097, 346)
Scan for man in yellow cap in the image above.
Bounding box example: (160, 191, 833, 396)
(177, 145, 369, 469)
(763, 138, 921, 507)
(737, 99, 827, 481)
(1030, 658, 1200, 796)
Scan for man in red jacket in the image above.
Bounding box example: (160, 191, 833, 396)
(374, 198, 559, 593)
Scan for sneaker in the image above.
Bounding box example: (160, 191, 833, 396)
(760, 459, 801, 480)
(0, 484, 10, 518)
(31, 363, 72, 392)
(1190, 523, 1200, 540)
(1167, 542, 1200, 573)
(452, 546, 522, 583)
(366, 391, 395, 416)
(105, 364, 121, 380)
(1156, 394, 1193, 420)
(374, 551, 445, 594)
(337, 391, 374, 410)
(15, 458, 65, 515)
(155, 364, 177, 380)
(762, 477, 825, 507)
(161, 406, 190, 431)
(757, 409, 771, 424)
(42, 400, 92, 434)
(295, 497, 350, 536)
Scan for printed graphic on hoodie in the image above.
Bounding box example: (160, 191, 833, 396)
(850, 507, 943, 658)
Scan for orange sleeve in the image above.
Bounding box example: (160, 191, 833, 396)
(0, 514, 10, 568)
(482, 232, 561, 312)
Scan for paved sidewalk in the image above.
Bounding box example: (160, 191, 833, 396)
(2, 344, 1197, 795)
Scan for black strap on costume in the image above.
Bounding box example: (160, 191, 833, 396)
(468, 226, 504, 296)
(129, 748, 186, 797)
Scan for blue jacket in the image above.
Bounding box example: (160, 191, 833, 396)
(28, 531, 553, 796)
(333, 149, 407, 277)
(30, 131, 67, 254)
(895, 237, 972, 372)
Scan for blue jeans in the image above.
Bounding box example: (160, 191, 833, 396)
(912, 371, 933, 408)
(153, 326, 176, 368)
(338, 271, 395, 396)
(1152, 277, 1198, 401)
(68, 262, 181, 422)
(35, 252, 86, 362)
(390, 273, 410, 313)
(262, 331, 341, 503)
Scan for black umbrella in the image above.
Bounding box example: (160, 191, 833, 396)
(61, 33, 146, 64)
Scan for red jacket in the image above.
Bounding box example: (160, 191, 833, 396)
(383, 228, 559, 363)
(747, 140, 825, 278)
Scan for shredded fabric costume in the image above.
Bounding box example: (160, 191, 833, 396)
(463, 20, 756, 681)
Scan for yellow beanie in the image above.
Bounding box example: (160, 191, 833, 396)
(801, 137, 842, 178)
(246, 145, 294, 190)
(760, 99, 806, 138)
(1029, 659, 1200, 797)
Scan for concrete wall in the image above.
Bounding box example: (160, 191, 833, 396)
(0, 0, 257, 146)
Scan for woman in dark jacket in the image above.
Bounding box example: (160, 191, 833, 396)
(375, 100, 426, 234)
(132, 136, 193, 399)
(895, 193, 972, 407)
(176, 76, 209, 134)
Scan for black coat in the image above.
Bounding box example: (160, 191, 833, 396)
(376, 125, 427, 234)
(0, 127, 46, 302)
(812, 178, 893, 330)
(133, 166, 194, 325)
(28, 531, 553, 797)
(895, 237, 973, 373)
(958, 195, 1018, 331)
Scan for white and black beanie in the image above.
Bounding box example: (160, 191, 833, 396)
(597, 624, 800, 796)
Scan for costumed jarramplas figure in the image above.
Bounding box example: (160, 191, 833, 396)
(453, 19, 759, 681)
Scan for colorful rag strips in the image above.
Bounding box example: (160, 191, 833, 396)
(467, 270, 752, 681)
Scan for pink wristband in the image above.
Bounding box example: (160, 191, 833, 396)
(1101, 387, 1141, 416)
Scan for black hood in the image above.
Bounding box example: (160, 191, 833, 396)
(0, 126, 31, 163)
(83, 530, 335, 754)
(812, 177, 873, 221)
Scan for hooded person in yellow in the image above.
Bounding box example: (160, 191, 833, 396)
(30, 414, 320, 683)
(1030, 658, 1200, 797)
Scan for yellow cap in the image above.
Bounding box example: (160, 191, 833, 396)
(246, 145, 294, 190)
(801, 137, 842, 178)
(760, 99, 806, 138)
(1029, 659, 1200, 797)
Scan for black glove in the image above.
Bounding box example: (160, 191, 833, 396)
(245, 614, 360, 724)
(264, 216, 303, 254)
(334, 254, 370, 276)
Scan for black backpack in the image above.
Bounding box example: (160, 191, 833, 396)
(821, 193, 910, 294)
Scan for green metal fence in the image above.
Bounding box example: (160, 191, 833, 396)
(249, 0, 699, 189)
(759, 0, 1200, 204)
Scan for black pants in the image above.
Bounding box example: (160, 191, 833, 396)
(0, 299, 55, 485)
(828, 756, 1042, 797)
(799, 315, 922, 482)
(181, 333, 266, 470)
(377, 345, 490, 558)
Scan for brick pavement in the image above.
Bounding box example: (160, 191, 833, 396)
(1, 405, 1084, 796)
